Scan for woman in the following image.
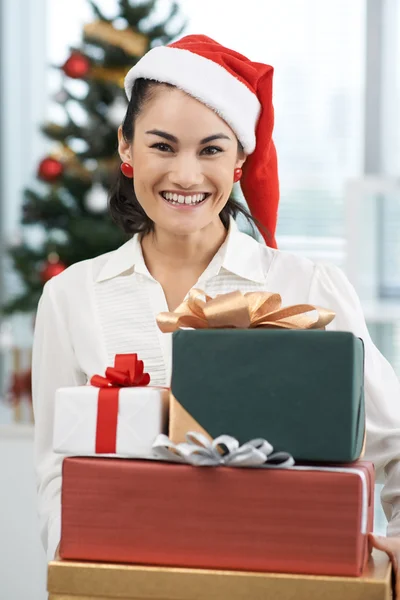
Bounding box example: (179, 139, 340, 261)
(32, 34, 400, 583)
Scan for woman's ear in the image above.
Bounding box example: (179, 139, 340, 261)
(118, 126, 132, 164)
(235, 154, 246, 169)
(235, 144, 246, 169)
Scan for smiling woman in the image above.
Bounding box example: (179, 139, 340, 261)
(31, 34, 400, 585)
(109, 78, 248, 238)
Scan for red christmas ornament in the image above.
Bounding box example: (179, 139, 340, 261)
(40, 253, 67, 283)
(37, 157, 64, 182)
(62, 51, 91, 79)
(9, 370, 32, 405)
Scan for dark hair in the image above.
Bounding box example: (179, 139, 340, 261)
(108, 78, 259, 237)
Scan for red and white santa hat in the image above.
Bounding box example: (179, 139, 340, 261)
(124, 35, 279, 248)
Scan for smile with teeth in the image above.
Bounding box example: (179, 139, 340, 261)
(160, 192, 209, 206)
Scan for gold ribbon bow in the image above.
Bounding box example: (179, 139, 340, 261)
(157, 289, 335, 333)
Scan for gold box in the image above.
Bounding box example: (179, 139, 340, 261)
(48, 550, 392, 600)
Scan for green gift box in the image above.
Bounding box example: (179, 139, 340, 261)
(170, 329, 365, 463)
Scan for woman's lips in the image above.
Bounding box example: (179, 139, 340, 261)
(159, 192, 211, 209)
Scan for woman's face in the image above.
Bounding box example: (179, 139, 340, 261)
(118, 86, 245, 236)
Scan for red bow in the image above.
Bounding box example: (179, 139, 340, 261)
(8, 370, 32, 404)
(90, 353, 150, 388)
(90, 354, 150, 454)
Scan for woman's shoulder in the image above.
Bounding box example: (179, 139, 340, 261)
(268, 245, 315, 273)
(42, 245, 122, 295)
(249, 234, 344, 281)
(242, 233, 350, 299)
(244, 233, 316, 281)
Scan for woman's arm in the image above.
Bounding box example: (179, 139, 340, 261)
(32, 278, 86, 560)
(309, 263, 400, 532)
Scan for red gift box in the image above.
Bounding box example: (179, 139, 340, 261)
(60, 458, 374, 577)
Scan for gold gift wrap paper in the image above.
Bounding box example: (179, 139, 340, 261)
(48, 550, 392, 600)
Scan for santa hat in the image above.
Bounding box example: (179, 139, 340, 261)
(124, 35, 279, 248)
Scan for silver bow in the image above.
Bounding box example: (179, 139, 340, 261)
(152, 432, 295, 468)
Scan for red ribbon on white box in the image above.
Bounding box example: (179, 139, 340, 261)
(90, 354, 150, 454)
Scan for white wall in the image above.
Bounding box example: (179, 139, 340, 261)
(0, 428, 47, 600)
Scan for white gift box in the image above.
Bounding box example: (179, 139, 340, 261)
(53, 386, 169, 458)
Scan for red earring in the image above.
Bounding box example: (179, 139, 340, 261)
(120, 162, 134, 178)
(233, 168, 242, 183)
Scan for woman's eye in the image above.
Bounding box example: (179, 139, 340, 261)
(201, 146, 223, 156)
(151, 143, 173, 152)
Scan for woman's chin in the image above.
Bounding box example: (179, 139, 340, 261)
(154, 212, 213, 237)
(163, 221, 204, 236)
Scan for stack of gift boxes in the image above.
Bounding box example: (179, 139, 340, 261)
(53, 290, 374, 582)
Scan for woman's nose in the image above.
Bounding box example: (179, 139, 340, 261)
(168, 153, 203, 188)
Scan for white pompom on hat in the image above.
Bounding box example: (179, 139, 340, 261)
(124, 35, 279, 248)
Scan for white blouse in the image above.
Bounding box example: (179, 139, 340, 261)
(32, 219, 400, 561)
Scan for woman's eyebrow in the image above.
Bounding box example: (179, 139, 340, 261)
(200, 133, 231, 144)
(145, 130, 231, 144)
(146, 129, 178, 143)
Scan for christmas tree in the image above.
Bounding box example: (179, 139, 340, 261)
(3, 0, 185, 315)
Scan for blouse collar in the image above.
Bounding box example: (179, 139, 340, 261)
(95, 217, 272, 285)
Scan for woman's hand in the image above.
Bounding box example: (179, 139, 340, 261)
(369, 533, 400, 597)
(54, 542, 60, 560)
